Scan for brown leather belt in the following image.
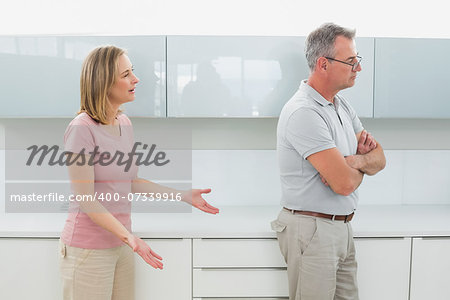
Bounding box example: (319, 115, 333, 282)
(283, 207, 354, 223)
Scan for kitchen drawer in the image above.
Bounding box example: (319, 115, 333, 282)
(193, 269, 288, 298)
(193, 238, 286, 267)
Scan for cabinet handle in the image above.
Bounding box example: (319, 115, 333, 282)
(415, 236, 450, 240)
(195, 267, 287, 271)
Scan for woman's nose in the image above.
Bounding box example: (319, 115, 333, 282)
(133, 73, 139, 84)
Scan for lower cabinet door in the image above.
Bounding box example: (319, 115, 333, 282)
(193, 268, 288, 298)
(193, 238, 285, 268)
(0, 238, 62, 299)
(410, 237, 450, 300)
(135, 238, 191, 300)
(355, 238, 411, 300)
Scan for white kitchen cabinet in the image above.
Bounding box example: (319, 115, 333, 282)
(0, 36, 166, 117)
(193, 269, 288, 298)
(0, 238, 191, 300)
(0, 235, 447, 300)
(1, 34, 376, 118)
(193, 237, 413, 299)
(167, 36, 374, 118)
(0, 238, 62, 299)
(410, 237, 450, 300)
(167, 36, 305, 117)
(192, 238, 288, 298)
(135, 239, 191, 300)
(193, 238, 285, 267)
(374, 38, 450, 118)
(354, 237, 411, 300)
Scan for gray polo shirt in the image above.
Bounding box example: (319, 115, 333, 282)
(277, 80, 364, 215)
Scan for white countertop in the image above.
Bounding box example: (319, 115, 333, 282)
(1, 205, 450, 238)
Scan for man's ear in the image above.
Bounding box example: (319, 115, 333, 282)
(316, 57, 328, 72)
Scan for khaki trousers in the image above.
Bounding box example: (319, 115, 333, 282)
(58, 239, 135, 300)
(271, 209, 359, 300)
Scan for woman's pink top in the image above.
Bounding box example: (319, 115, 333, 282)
(60, 112, 138, 249)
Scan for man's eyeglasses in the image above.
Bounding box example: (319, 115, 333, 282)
(324, 56, 362, 71)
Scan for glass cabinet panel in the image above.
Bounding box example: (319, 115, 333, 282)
(0, 36, 166, 117)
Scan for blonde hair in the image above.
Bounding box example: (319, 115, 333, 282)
(79, 45, 126, 124)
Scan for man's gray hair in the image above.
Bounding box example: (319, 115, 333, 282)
(305, 23, 356, 71)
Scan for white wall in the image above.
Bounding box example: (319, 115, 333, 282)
(189, 149, 450, 206)
(1, 0, 449, 38)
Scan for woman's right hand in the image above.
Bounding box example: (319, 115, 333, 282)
(126, 234, 163, 269)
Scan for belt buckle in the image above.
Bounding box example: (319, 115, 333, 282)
(331, 214, 336, 221)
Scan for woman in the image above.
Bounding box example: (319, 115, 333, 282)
(59, 45, 219, 300)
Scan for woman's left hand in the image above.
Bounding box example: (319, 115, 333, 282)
(182, 189, 219, 214)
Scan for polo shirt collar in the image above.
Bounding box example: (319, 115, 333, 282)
(299, 80, 334, 107)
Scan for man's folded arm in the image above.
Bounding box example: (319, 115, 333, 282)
(350, 131, 386, 176)
(307, 147, 364, 196)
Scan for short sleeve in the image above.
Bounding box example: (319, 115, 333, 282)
(286, 108, 336, 159)
(64, 120, 95, 154)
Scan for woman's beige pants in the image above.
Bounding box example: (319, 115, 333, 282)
(59, 239, 135, 300)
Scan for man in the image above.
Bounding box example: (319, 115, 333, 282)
(272, 23, 386, 300)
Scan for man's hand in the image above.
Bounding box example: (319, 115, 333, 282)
(357, 130, 377, 155)
(182, 189, 219, 214)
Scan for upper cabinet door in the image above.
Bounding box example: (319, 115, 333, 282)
(167, 36, 373, 118)
(374, 38, 450, 118)
(0, 36, 166, 117)
(167, 36, 307, 117)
